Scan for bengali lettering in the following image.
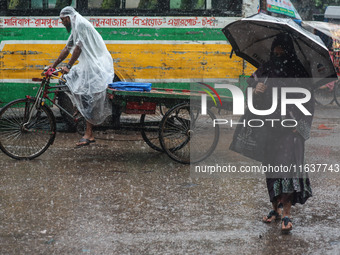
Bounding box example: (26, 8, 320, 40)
(90, 18, 128, 27)
(202, 17, 217, 27)
(167, 17, 198, 27)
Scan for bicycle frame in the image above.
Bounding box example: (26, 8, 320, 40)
(29, 72, 79, 124)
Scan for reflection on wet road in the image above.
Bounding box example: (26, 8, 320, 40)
(1, 105, 340, 254)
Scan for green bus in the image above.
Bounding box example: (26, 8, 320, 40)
(0, 0, 257, 106)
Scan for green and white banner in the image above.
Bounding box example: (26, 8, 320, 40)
(266, 0, 302, 20)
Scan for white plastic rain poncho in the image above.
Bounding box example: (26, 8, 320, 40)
(60, 6, 114, 125)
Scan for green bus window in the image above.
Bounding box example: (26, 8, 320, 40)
(137, 0, 157, 9)
(101, 0, 121, 9)
(89, 0, 157, 10)
(170, 0, 241, 11)
(170, 0, 206, 10)
(88, 0, 121, 9)
(55, 0, 73, 9)
(176, 0, 205, 10)
(88, 0, 101, 8)
(8, 0, 29, 9)
(212, 0, 241, 11)
(8, 0, 74, 9)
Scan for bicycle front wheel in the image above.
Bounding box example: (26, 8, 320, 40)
(0, 98, 56, 160)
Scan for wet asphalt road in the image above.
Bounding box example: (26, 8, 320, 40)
(1, 104, 340, 255)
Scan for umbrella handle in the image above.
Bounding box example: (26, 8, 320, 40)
(264, 77, 268, 84)
(255, 76, 268, 85)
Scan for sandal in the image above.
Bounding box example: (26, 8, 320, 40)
(281, 216, 293, 233)
(75, 138, 96, 147)
(263, 210, 281, 223)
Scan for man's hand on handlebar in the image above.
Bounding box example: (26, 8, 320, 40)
(61, 66, 70, 74)
(44, 66, 63, 78)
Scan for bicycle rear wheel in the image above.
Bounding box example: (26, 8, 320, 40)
(140, 104, 168, 152)
(159, 103, 219, 164)
(314, 86, 334, 106)
(0, 98, 56, 160)
(334, 81, 340, 108)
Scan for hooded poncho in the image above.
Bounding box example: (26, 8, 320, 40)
(60, 6, 114, 125)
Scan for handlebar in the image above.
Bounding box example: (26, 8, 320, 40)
(42, 67, 63, 77)
(31, 67, 66, 82)
(52, 68, 63, 76)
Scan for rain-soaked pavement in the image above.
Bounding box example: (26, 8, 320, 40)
(1, 104, 340, 255)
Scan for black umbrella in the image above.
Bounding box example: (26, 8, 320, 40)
(222, 13, 338, 85)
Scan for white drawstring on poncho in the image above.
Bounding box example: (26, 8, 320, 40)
(60, 6, 114, 125)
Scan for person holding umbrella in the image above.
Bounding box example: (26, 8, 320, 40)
(248, 33, 313, 233)
(224, 12, 338, 234)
